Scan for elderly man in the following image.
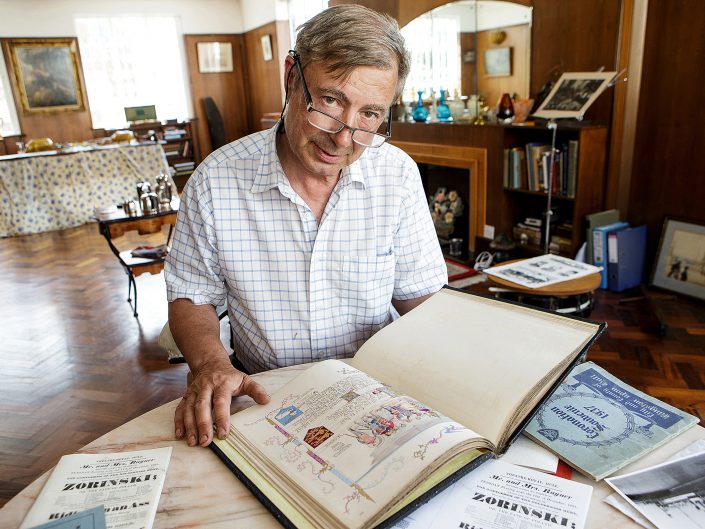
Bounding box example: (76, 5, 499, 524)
(165, 4, 447, 448)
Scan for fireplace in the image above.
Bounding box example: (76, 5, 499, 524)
(391, 141, 487, 258)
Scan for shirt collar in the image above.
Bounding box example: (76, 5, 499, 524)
(251, 123, 368, 193)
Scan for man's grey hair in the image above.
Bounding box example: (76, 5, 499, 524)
(293, 4, 410, 101)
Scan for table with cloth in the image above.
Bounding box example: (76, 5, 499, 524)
(0, 143, 170, 237)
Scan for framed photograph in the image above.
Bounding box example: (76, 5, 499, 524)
(5, 38, 86, 114)
(197, 42, 234, 73)
(260, 35, 273, 62)
(533, 71, 616, 119)
(650, 217, 705, 300)
(483, 47, 511, 76)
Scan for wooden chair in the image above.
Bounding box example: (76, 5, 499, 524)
(98, 212, 177, 317)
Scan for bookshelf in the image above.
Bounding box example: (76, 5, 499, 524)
(501, 123, 608, 257)
(390, 121, 608, 259)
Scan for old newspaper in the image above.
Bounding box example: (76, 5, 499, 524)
(19, 447, 171, 529)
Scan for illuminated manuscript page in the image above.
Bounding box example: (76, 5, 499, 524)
(228, 360, 483, 529)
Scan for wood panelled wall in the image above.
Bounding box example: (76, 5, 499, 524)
(242, 21, 290, 134)
(628, 0, 705, 265)
(531, 0, 621, 124)
(183, 34, 249, 160)
(1, 38, 93, 144)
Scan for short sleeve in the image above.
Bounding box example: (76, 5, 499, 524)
(164, 168, 227, 307)
(392, 159, 448, 300)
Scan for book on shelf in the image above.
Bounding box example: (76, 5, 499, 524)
(525, 362, 698, 481)
(210, 287, 605, 529)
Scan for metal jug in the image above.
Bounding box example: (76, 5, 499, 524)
(140, 191, 159, 215)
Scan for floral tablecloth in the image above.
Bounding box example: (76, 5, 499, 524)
(0, 144, 170, 237)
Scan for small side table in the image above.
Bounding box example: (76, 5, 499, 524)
(97, 208, 177, 317)
(486, 258, 601, 316)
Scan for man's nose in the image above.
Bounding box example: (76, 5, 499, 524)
(331, 125, 354, 147)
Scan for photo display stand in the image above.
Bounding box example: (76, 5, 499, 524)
(532, 70, 623, 253)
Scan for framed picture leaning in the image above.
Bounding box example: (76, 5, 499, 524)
(5, 38, 86, 114)
(650, 217, 705, 301)
(533, 71, 616, 119)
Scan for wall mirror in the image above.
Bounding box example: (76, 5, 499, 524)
(400, 0, 532, 114)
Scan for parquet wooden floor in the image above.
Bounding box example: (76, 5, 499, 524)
(1, 223, 704, 508)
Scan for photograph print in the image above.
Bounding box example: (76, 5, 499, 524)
(533, 71, 616, 119)
(606, 450, 705, 529)
(651, 218, 705, 301)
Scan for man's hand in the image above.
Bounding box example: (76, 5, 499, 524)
(174, 356, 270, 447)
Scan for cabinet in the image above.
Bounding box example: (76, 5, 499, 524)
(391, 121, 608, 259)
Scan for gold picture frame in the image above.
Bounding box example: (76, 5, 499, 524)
(5, 38, 86, 114)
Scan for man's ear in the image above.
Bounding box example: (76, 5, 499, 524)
(283, 55, 296, 98)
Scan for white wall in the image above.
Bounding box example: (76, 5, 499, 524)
(239, 0, 288, 32)
(0, 0, 246, 36)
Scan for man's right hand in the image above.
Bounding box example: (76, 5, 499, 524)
(174, 356, 270, 447)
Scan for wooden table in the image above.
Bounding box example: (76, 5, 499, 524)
(487, 258, 602, 315)
(97, 205, 177, 316)
(1, 363, 702, 528)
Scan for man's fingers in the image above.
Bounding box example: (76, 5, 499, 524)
(212, 388, 233, 439)
(194, 386, 215, 446)
(240, 376, 271, 405)
(182, 393, 199, 447)
(174, 398, 186, 439)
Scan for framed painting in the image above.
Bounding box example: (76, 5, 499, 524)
(533, 71, 616, 119)
(197, 42, 234, 73)
(484, 47, 511, 77)
(5, 38, 86, 114)
(650, 217, 705, 301)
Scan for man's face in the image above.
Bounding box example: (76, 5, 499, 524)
(280, 59, 398, 181)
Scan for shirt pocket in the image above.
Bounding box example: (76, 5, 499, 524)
(340, 252, 396, 327)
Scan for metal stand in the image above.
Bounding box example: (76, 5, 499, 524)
(543, 119, 559, 254)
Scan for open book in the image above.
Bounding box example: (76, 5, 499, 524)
(211, 287, 605, 529)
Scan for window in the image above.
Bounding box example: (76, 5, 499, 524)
(288, 0, 327, 47)
(401, 14, 461, 101)
(0, 53, 20, 136)
(75, 15, 189, 129)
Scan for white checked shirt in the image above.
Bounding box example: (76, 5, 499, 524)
(165, 126, 446, 373)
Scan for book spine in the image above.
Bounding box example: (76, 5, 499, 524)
(567, 140, 579, 198)
(592, 229, 608, 288)
(607, 232, 619, 291)
(503, 148, 510, 188)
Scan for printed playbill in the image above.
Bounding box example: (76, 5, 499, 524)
(211, 287, 605, 529)
(19, 447, 171, 529)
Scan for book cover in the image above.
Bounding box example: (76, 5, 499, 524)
(608, 225, 647, 292)
(210, 288, 605, 529)
(592, 221, 629, 289)
(525, 362, 698, 481)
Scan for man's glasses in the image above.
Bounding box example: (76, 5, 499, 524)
(288, 50, 392, 148)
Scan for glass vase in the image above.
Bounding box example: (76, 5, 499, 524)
(437, 89, 452, 121)
(412, 90, 429, 123)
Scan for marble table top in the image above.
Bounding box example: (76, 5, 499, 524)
(1, 363, 703, 528)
